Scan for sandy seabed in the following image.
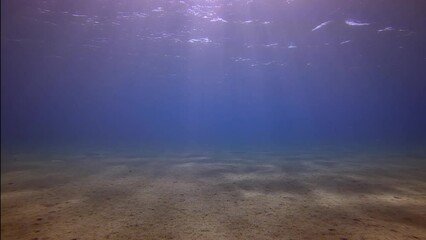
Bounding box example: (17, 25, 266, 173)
(1, 150, 426, 240)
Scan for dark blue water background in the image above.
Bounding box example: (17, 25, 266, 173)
(2, 0, 426, 152)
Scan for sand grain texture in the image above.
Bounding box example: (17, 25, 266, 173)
(1, 152, 426, 240)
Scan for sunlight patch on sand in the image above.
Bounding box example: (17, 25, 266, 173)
(1, 190, 40, 200)
(223, 172, 282, 181)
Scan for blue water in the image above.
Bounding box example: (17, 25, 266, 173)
(2, 0, 426, 152)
